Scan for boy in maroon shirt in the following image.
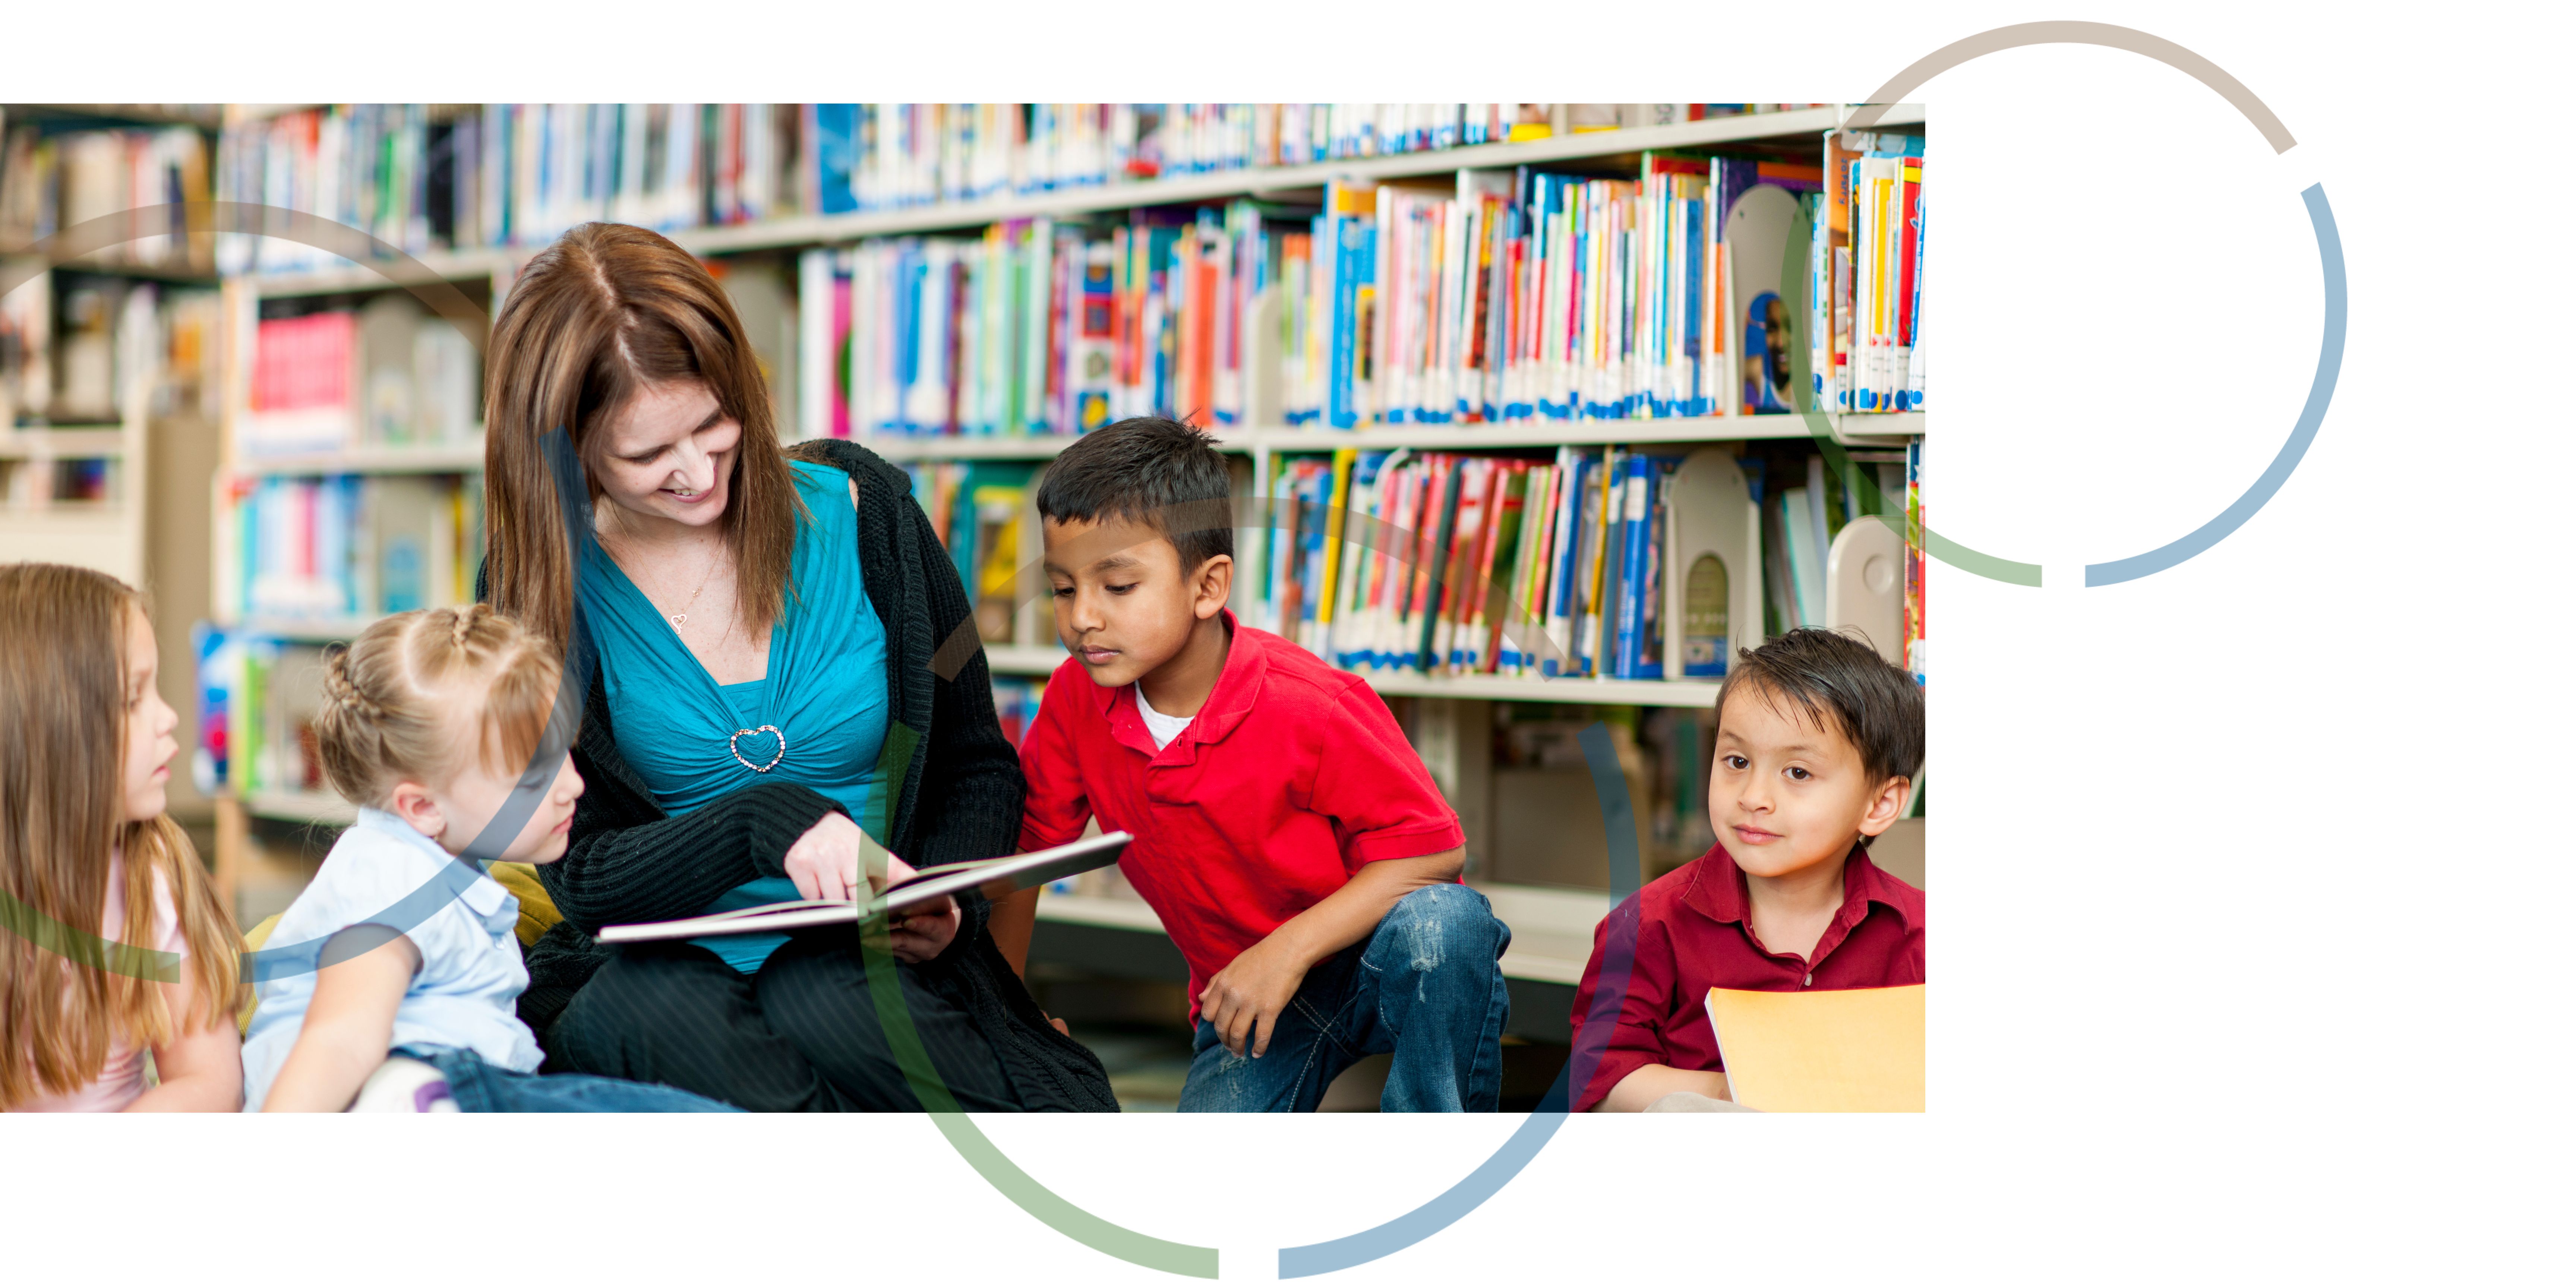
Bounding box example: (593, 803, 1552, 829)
(1569, 627, 1925, 1111)
(1015, 417, 1512, 1112)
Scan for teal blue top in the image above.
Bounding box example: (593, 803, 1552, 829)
(578, 461, 889, 973)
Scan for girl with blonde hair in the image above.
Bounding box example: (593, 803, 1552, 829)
(241, 604, 733, 1112)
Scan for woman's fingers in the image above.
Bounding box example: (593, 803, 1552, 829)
(786, 850, 823, 902)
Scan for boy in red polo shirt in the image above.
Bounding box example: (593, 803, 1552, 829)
(1016, 417, 1512, 1112)
(1569, 627, 1925, 1111)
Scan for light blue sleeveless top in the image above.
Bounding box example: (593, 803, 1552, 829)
(579, 461, 889, 972)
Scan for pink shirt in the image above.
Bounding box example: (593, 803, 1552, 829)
(14, 859, 186, 1113)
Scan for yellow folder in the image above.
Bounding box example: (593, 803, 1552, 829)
(1704, 984, 1924, 1112)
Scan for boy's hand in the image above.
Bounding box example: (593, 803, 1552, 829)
(1199, 935, 1309, 1059)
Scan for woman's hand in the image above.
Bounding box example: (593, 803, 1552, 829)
(785, 816, 957, 960)
(783, 812, 869, 902)
(888, 894, 962, 963)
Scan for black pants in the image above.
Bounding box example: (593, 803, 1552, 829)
(544, 926, 1023, 1112)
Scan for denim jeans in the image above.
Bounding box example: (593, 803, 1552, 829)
(1177, 884, 1511, 1112)
(400, 1045, 743, 1113)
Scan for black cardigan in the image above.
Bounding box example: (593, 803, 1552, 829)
(487, 438, 1114, 1112)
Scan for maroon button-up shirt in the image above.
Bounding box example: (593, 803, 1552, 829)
(1568, 841, 1925, 1112)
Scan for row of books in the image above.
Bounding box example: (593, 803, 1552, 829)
(1902, 440, 1925, 684)
(214, 473, 484, 624)
(242, 295, 480, 455)
(1813, 130, 1927, 413)
(1285, 160, 1783, 428)
(1239, 442, 1920, 682)
(801, 144, 1923, 439)
(830, 104, 1824, 211)
(0, 121, 214, 270)
(214, 104, 798, 275)
(906, 460, 1039, 645)
(990, 676, 1043, 750)
(0, 457, 118, 508)
(0, 274, 206, 430)
(190, 632, 340, 798)
(206, 104, 1836, 277)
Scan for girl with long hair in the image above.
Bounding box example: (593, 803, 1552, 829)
(0, 563, 244, 1112)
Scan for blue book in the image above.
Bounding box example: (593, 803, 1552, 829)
(1331, 217, 1374, 430)
(813, 104, 858, 216)
(1545, 452, 1601, 677)
(1683, 198, 1708, 416)
(1611, 456, 1653, 678)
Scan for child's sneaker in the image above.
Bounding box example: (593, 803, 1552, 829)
(350, 1055, 459, 1112)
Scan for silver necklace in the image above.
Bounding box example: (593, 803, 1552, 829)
(604, 517, 777, 772)
(606, 516, 719, 636)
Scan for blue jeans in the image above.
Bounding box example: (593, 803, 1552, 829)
(402, 1045, 742, 1113)
(1178, 884, 1511, 1113)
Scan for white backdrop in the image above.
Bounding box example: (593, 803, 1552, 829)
(6, 3, 2566, 1282)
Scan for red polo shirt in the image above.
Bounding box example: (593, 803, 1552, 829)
(1017, 612, 1466, 1017)
(1567, 841, 1924, 1112)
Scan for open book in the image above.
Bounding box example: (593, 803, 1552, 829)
(595, 831, 1133, 944)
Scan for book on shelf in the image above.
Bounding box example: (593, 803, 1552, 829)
(595, 831, 1134, 943)
(1219, 439, 1914, 689)
(215, 105, 785, 275)
(209, 105, 1830, 282)
(1811, 130, 1924, 415)
(242, 296, 480, 457)
(190, 631, 329, 797)
(0, 272, 188, 433)
(217, 473, 481, 624)
(1905, 440, 1925, 685)
(0, 119, 212, 272)
(0, 268, 50, 429)
(785, 123, 1922, 442)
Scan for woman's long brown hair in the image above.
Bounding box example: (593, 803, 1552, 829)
(482, 222, 801, 654)
(0, 563, 244, 1109)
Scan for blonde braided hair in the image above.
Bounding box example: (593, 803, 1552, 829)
(312, 605, 564, 808)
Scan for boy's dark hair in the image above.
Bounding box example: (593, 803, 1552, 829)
(1717, 627, 1924, 808)
(1035, 416, 1235, 572)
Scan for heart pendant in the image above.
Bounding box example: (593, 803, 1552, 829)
(670, 612, 687, 630)
(728, 724, 786, 773)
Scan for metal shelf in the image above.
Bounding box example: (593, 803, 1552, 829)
(232, 436, 485, 476)
(0, 428, 127, 458)
(243, 105, 1924, 293)
(245, 247, 512, 299)
(1034, 891, 1168, 934)
(853, 414, 1919, 461)
(234, 617, 372, 643)
(1359, 670, 1724, 708)
(242, 790, 357, 825)
(853, 433, 1224, 462)
(982, 642, 1717, 707)
(1036, 881, 1606, 985)
(983, 645, 1071, 675)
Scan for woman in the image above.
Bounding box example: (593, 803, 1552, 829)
(479, 222, 1112, 1112)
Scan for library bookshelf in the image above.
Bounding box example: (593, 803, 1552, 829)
(200, 103, 1929, 962)
(0, 100, 217, 584)
(3, 105, 234, 888)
